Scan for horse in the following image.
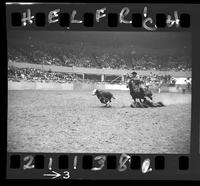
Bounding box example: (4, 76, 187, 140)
(127, 79, 153, 103)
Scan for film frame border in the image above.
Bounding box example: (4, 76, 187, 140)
(6, 3, 191, 31)
(3, 2, 200, 180)
(7, 153, 192, 180)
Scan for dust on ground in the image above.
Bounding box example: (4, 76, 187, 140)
(7, 90, 191, 153)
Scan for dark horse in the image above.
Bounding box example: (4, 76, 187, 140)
(127, 79, 153, 103)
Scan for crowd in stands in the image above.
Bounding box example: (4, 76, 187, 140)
(8, 66, 178, 89)
(8, 40, 191, 71)
(136, 73, 176, 87)
(125, 72, 177, 89)
(8, 49, 191, 71)
(7, 40, 191, 88)
(8, 66, 78, 83)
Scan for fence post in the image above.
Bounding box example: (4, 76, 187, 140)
(121, 75, 124, 82)
(101, 74, 105, 82)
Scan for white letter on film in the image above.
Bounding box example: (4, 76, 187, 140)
(21, 9, 34, 26)
(96, 8, 106, 22)
(166, 11, 180, 28)
(71, 10, 83, 24)
(119, 7, 132, 24)
(48, 9, 60, 23)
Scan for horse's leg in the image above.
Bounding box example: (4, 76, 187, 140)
(141, 97, 146, 103)
(131, 98, 137, 108)
(131, 93, 136, 103)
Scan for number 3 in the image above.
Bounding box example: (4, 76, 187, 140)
(91, 155, 106, 171)
(63, 171, 70, 179)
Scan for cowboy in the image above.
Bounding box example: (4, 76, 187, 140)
(127, 71, 145, 93)
(128, 71, 140, 84)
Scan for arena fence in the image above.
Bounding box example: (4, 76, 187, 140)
(8, 81, 187, 93)
(8, 81, 74, 90)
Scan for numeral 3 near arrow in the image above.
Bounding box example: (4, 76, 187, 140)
(43, 170, 61, 179)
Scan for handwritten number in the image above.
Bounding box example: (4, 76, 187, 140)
(73, 156, 78, 169)
(91, 155, 106, 171)
(63, 171, 70, 179)
(23, 155, 34, 170)
(142, 158, 152, 173)
(118, 153, 131, 171)
(48, 157, 53, 170)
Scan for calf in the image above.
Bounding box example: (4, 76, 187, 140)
(92, 89, 115, 107)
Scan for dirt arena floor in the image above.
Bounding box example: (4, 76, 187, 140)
(7, 90, 191, 153)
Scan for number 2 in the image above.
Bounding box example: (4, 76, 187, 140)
(23, 155, 34, 170)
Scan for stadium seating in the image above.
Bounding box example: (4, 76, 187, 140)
(8, 39, 191, 71)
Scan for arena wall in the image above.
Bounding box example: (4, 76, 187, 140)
(8, 81, 74, 90)
(8, 81, 187, 93)
(104, 84, 129, 90)
(8, 81, 36, 90)
(8, 81, 130, 91)
(168, 87, 182, 93)
(73, 82, 95, 90)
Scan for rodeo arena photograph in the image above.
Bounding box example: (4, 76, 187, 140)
(7, 31, 192, 154)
